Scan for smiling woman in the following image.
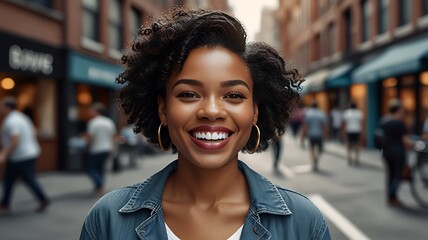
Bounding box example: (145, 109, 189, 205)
(80, 8, 331, 240)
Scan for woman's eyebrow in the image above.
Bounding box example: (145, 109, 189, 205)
(172, 79, 249, 90)
(172, 79, 203, 88)
(220, 80, 249, 90)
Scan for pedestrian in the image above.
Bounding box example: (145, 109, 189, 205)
(118, 124, 139, 168)
(271, 136, 282, 171)
(342, 101, 364, 166)
(330, 105, 342, 142)
(301, 100, 328, 171)
(80, 8, 330, 239)
(380, 99, 412, 206)
(421, 115, 428, 140)
(84, 103, 116, 195)
(289, 102, 305, 141)
(0, 96, 49, 213)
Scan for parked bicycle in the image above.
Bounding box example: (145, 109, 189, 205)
(410, 139, 428, 208)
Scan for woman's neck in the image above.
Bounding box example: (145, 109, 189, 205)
(163, 158, 248, 206)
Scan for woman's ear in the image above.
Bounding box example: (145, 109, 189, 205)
(158, 96, 167, 124)
(253, 103, 259, 124)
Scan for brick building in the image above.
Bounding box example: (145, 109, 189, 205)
(278, 0, 428, 147)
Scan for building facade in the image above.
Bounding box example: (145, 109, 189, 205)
(0, 0, 229, 173)
(0, 0, 65, 173)
(278, 0, 428, 147)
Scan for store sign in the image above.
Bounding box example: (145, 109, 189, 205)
(87, 66, 118, 83)
(9, 45, 54, 75)
(0, 32, 63, 78)
(68, 51, 122, 89)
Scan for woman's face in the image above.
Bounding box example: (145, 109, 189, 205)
(158, 46, 258, 169)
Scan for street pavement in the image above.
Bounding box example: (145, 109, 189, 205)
(1, 135, 427, 240)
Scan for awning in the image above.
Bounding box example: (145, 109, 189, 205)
(326, 63, 353, 89)
(353, 34, 428, 83)
(302, 69, 330, 93)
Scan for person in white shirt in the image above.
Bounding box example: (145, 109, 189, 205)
(85, 103, 116, 195)
(330, 106, 342, 142)
(0, 96, 49, 212)
(342, 101, 364, 166)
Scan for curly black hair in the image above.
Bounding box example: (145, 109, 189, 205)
(117, 8, 303, 153)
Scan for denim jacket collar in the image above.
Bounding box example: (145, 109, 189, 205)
(118, 160, 292, 239)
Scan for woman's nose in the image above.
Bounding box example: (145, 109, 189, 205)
(196, 96, 226, 121)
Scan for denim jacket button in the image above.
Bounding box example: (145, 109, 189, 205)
(253, 226, 259, 234)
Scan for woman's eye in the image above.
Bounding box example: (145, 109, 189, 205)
(177, 91, 199, 99)
(225, 92, 246, 99)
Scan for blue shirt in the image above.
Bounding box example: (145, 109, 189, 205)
(80, 160, 331, 240)
(305, 108, 327, 139)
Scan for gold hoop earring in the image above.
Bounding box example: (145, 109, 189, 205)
(245, 124, 260, 154)
(158, 122, 172, 151)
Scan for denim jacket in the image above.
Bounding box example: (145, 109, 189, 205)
(80, 160, 331, 240)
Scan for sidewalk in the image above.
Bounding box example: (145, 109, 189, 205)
(0, 153, 174, 210)
(323, 141, 384, 170)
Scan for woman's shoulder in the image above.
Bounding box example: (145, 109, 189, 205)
(88, 184, 143, 214)
(275, 186, 322, 215)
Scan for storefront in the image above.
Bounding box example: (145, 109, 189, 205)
(62, 50, 123, 171)
(301, 69, 330, 112)
(352, 34, 428, 148)
(0, 31, 64, 171)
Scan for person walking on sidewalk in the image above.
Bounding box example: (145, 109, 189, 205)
(0, 96, 49, 212)
(380, 99, 412, 206)
(301, 101, 328, 171)
(342, 101, 364, 166)
(84, 103, 116, 195)
(80, 8, 330, 240)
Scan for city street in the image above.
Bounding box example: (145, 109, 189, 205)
(1, 135, 427, 240)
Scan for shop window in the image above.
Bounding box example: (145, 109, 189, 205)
(400, 75, 416, 132)
(108, 0, 123, 51)
(424, 0, 428, 16)
(421, 71, 428, 85)
(419, 72, 428, 127)
(381, 77, 397, 115)
(0, 78, 57, 138)
(36, 79, 56, 138)
(350, 84, 367, 126)
(130, 8, 141, 39)
(328, 23, 335, 56)
(398, 0, 411, 26)
(377, 0, 389, 34)
(360, 0, 371, 42)
(343, 9, 352, 55)
(82, 0, 100, 42)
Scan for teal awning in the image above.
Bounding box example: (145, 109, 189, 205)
(302, 69, 330, 93)
(68, 51, 123, 89)
(353, 34, 428, 83)
(326, 63, 353, 89)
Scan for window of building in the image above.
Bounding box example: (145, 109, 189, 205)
(130, 8, 141, 39)
(398, 0, 411, 26)
(361, 0, 371, 42)
(25, 0, 52, 8)
(423, 0, 428, 16)
(82, 0, 100, 42)
(315, 34, 321, 61)
(343, 9, 352, 55)
(108, 0, 123, 51)
(377, 0, 389, 34)
(328, 23, 335, 55)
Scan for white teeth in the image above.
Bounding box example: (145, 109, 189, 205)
(193, 131, 229, 140)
